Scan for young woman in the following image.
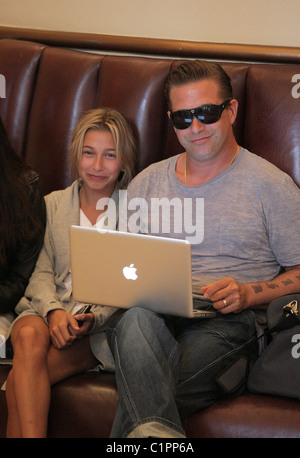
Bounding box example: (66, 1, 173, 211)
(0, 117, 45, 338)
(5, 108, 137, 437)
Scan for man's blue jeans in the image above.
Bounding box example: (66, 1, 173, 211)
(106, 303, 258, 438)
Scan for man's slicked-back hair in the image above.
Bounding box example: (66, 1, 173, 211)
(164, 60, 233, 109)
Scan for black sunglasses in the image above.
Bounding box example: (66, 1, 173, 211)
(170, 99, 233, 130)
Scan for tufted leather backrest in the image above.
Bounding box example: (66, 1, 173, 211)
(0, 39, 45, 156)
(0, 39, 299, 194)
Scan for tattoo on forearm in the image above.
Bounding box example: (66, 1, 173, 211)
(251, 276, 297, 294)
(282, 279, 294, 286)
(252, 284, 263, 293)
(266, 283, 279, 289)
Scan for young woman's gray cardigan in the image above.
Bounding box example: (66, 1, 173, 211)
(15, 180, 117, 332)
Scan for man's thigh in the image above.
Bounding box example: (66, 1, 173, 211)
(174, 310, 258, 417)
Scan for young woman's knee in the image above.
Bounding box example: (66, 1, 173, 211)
(11, 318, 49, 360)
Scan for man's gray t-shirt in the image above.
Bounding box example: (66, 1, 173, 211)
(123, 148, 300, 297)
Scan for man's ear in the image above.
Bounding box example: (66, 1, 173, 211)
(228, 98, 238, 125)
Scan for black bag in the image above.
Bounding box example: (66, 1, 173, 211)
(247, 294, 300, 400)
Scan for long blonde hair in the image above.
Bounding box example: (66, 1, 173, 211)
(70, 108, 136, 189)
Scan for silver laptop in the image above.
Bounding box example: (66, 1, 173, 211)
(69, 226, 215, 319)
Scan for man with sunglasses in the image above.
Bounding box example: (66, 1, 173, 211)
(106, 60, 300, 438)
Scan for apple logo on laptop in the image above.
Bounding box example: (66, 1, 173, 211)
(123, 264, 138, 280)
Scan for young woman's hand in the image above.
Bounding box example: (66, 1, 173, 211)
(73, 311, 95, 337)
(47, 309, 81, 349)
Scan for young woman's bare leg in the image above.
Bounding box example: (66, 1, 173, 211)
(6, 315, 98, 437)
(6, 315, 51, 438)
(5, 370, 21, 438)
(47, 335, 98, 385)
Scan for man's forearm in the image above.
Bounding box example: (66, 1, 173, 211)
(245, 267, 300, 309)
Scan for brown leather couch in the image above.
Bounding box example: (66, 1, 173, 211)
(0, 34, 300, 438)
